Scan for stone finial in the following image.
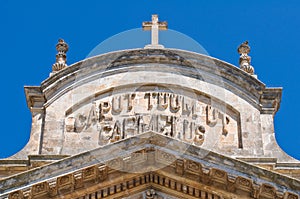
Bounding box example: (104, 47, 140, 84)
(237, 41, 254, 75)
(52, 39, 69, 72)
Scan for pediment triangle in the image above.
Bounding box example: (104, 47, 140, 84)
(1, 132, 299, 198)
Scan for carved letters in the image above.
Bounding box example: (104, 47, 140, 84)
(65, 92, 239, 147)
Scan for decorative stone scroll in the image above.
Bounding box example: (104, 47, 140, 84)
(65, 91, 241, 148)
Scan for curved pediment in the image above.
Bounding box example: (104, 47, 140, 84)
(20, 48, 287, 162)
(37, 48, 279, 113)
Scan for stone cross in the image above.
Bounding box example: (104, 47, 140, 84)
(142, 14, 168, 49)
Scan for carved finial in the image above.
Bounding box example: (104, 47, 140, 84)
(238, 41, 254, 75)
(52, 39, 69, 72)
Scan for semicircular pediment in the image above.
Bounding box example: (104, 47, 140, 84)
(21, 48, 283, 162)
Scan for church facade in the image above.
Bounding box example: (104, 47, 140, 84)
(0, 15, 299, 199)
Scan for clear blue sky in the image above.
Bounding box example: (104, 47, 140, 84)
(0, 0, 300, 159)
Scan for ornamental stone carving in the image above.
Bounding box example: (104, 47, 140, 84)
(238, 41, 255, 75)
(52, 39, 68, 72)
(8, 191, 23, 199)
(64, 91, 241, 150)
(145, 189, 158, 199)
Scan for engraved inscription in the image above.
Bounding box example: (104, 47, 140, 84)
(65, 92, 240, 148)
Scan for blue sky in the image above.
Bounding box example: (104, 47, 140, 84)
(0, 0, 300, 159)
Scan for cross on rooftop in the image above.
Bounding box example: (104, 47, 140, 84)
(142, 14, 168, 49)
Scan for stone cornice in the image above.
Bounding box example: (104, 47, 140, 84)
(24, 86, 45, 114)
(260, 88, 282, 114)
(30, 48, 281, 115)
(0, 132, 298, 198)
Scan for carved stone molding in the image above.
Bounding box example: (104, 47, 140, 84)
(24, 86, 46, 113)
(1, 133, 299, 199)
(4, 153, 299, 199)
